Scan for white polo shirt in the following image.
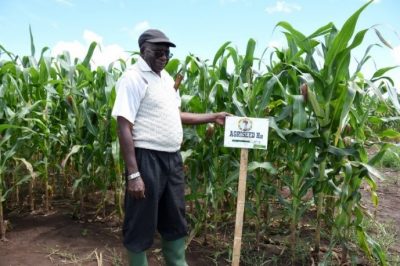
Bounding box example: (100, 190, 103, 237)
(112, 57, 183, 152)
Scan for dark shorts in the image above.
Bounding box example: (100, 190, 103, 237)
(123, 148, 188, 253)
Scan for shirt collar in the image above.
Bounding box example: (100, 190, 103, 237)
(137, 56, 152, 72)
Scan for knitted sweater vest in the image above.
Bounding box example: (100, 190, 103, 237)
(133, 77, 183, 152)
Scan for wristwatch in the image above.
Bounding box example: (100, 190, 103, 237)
(127, 171, 141, 181)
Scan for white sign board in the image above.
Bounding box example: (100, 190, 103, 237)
(224, 117, 269, 149)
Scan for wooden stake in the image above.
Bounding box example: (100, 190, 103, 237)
(232, 148, 249, 266)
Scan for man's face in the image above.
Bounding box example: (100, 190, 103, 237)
(142, 43, 172, 74)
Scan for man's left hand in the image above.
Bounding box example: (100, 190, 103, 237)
(214, 112, 231, 125)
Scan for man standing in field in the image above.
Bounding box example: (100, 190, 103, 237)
(112, 29, 229, 266)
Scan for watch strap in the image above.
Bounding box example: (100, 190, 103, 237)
(127, 171, 141, 180)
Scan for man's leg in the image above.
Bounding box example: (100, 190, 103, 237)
(157, 151, 188, 266)
(123, 148, 163, 262)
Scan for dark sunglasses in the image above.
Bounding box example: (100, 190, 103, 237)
(151, 50, 173, 59)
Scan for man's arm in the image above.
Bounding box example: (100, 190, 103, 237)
(180, 112, 230, 125)
(116, 116, 145, 199)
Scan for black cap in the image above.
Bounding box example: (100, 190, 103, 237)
(138, 29, 176, 48)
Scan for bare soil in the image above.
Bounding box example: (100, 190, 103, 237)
(0, 202, 217, 266)
(0, 168, 398, 266)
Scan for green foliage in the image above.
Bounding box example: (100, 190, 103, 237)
(378, 146, 400, 170)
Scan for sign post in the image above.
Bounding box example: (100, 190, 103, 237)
(232, 148, 248, 266)
(224, 117, 269, 266)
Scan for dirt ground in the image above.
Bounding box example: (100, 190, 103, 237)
(0, 198, 221, 266)
(0, 169, 398, 266)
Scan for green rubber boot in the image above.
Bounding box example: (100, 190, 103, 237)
(127, 250, 148, 266)
(162, 237, 188, 266)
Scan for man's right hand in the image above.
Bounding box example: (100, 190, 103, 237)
(127, 177, 145, 199)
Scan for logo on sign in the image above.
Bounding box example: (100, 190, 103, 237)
(238, 118, 252, 131)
